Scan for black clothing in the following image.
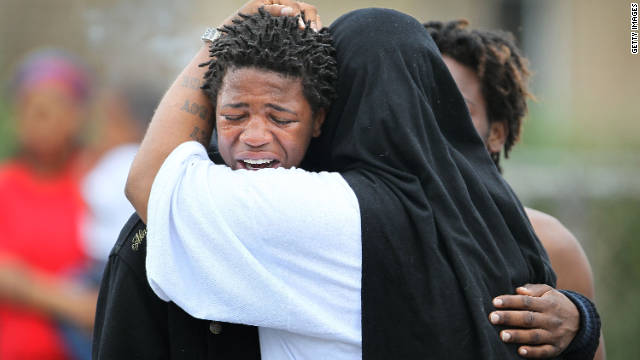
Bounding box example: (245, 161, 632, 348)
(560, 290, 602, 360)
(303, 8, 556, 360)
(94, 8, 600, 360)
(92, 213, 260, 360)
(92, 214, 600, 359)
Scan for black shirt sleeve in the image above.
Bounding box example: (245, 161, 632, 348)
(559, 290, 601, 360)
(92, 214, 170, 360)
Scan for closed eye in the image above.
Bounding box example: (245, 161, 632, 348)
(222, 114, 246, 121)
(270, 115, 296, 125)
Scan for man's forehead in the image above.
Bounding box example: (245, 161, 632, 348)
(222, 67, 301, 92)
(218, 67, 307, 110)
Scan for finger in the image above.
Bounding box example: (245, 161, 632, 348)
(493, 294, 547, 312)
(499, 329, 552, 345)
(271, 1, 304, 29)
(297, 2, 318, 29)
(489, 310, 545, 328)
(262, 4, 292, 16)
(272, 0, 302, 15)
(267, 0, 294, 5)
(516, 344, 561, 358)
(516, 284, 554, 297)
(261, 1, 308, 30)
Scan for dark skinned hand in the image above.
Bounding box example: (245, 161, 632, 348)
(222, 0, 321, 31)
(489, 284, 580, 358)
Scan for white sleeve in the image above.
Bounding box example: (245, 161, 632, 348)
(146, 141, 361, 342)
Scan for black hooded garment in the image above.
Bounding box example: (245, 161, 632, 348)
(302, 8, 556, 359)
(94, 7, 569, 360)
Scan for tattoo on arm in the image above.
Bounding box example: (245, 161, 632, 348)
(180, 99, 210, 121)
(189, 126, 208, 143)
(180, 76, 205, 90)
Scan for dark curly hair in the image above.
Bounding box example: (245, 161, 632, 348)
(201, 8, 337, 120)
(424, 19, 533, 171)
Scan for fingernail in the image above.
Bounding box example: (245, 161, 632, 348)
(518, 286, 528, 291)
(281, 6, 293, 15)
(519, 348, 528, 355)
(298, 17, 305, 28)
(501, 332, 511, 342)
(490, 313, 500, 324)
(310, 21, 318, 31)
(493, 298, 503, 306)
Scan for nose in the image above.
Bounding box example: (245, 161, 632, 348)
(239, 116, 273, 148)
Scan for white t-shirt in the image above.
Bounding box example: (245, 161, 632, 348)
(82, 143, 138, 262)
(146, 141, 362, 360)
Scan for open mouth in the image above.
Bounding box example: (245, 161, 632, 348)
(238, 159, 280, 170)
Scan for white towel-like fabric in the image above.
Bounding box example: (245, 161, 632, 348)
(146, 141, 362, 360)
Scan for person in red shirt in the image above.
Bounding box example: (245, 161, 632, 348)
(0, 49, 96, 360)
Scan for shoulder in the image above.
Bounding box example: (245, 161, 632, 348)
(525, 207, 594, 297)
(109, 213, 149, 280)
(525, 208, 578, 256)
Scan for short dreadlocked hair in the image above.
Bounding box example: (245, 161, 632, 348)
(424, 19, 533, 170)
(201, 8, 337, 120)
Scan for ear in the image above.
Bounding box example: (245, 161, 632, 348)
(311, 109, 326, 138)
(487, 121, 507, 154)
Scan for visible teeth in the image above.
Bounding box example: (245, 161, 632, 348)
(243, 159, 273, 165)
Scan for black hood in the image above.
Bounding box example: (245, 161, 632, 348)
(303, 8, 555, 359)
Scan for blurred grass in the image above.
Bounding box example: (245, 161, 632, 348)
(520, 102, 640, 153)
(512, 103, 640, 358)
(590, 199, 640, 359)
(527, 197, 640, 359)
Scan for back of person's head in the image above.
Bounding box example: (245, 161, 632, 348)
(424, 20, 532, 168)
(201, 8, 337, 118)
(114, 82, 163, 136)
(92, 80, 162, 152)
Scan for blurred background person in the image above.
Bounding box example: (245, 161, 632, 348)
(82, 81, 161, 269)
(0, 49, 96, 360)
(425, 19, 605, 359)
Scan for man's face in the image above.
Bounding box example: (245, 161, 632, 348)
(442, 55, 490, 139)
(443, 55, 506, 155)
(216, 67, 325, 170)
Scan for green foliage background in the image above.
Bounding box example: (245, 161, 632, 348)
(0, 100, 15, 159)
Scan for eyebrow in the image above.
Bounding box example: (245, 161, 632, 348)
(266, 103, 297, 115)
(222, 103, 249, 109)
(220, 102, 298, 116)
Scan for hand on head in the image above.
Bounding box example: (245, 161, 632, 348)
(223, 0, 321, 31)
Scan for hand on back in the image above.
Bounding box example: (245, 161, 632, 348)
(490, 284, 580, 358)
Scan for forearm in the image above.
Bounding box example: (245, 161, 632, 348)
(125, 44, 213, 223)
(20, 273, 98, 331)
